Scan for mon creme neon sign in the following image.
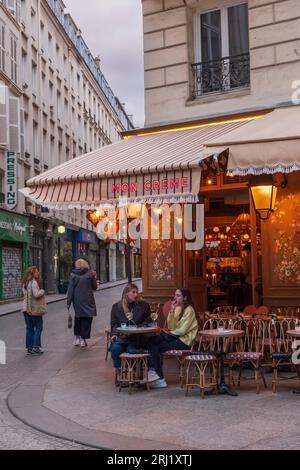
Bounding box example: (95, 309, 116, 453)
(111, 177, 189, 194)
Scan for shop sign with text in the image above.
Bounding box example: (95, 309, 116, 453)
(111, 177, 190, 194)
(5, 151, 17, 210)
(0, 210, 29, 243)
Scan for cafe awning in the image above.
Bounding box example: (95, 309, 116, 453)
(203, 105, 300, 176)
(21, 118, 253, 209)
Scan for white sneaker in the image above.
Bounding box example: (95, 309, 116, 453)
(150, 378, 167, 389)
(73, 336, 80, 347)
(80, 338, 87, 348)
(147, 369, 160, 382)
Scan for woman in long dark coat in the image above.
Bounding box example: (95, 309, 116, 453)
(67, 258, 97, 347)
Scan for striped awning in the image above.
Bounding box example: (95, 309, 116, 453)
(21, 118, 254, 209)
(203, 106, 300, 176)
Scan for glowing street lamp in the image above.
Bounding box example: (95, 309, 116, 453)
(249, 175, 277, 221)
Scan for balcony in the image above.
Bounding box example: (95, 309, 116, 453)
(191, 53, 250, 98)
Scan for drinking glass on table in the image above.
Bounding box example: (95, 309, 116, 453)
(150, 310, 158, 327)
(126, 310, 135, 326)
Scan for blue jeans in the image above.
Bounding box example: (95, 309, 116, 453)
(23, 312, 43, 350)
(110, 339, 137, 368)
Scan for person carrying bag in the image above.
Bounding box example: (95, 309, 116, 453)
(22, 266, 46, 355)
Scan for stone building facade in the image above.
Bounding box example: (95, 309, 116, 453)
(142, 0, 300, 125)
(0, 0, 133, 298)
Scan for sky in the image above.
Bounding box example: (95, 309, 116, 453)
(63, 0, 145, 128)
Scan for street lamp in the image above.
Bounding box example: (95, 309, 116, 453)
(249, 175, 278, 221)
(57, 225, 66, 234)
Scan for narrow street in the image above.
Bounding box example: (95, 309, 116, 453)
(0, 283, 129, 450)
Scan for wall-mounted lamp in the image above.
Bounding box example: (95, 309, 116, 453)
(249, 175, 278, 221)
(57, 225, 66, 235)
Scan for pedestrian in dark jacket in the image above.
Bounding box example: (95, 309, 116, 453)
(67, 258, 97, 348)
(110, 283, 160, 382)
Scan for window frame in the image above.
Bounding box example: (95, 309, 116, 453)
(0, 19, 5, 73)
(9, 30, 17, 83)
(194, 0, 248, 64)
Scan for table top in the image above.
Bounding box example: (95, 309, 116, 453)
(116, 326, 160, 334)
(200, 329, 244, 338)
(287, 329, 300, 337)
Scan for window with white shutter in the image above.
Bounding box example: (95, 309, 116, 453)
(0, 82, 9, 146)
(9, 33, 17, 83)
(8, 96, 20, 153)
(0, 21, 5, 73)
(20, 108, 25, 158)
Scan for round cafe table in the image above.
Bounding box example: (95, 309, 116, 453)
(200, 329, 244, 396)
(116, 325, 160, 349)
(286, 329, 300, 394)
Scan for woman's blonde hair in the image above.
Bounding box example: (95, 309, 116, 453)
(75, 258, 90, 269)
(121, 283, 139, 313)
(22, 266, 38, 288)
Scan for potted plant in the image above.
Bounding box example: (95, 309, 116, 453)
(57, 253, 73, 294)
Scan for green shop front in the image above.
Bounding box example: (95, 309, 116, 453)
(0, 210, 29, 301)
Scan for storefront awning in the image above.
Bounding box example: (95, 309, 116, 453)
(20, 118, 253, 209)
(203, 106, 300, 176)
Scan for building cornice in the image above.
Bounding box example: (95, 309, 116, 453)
(0, 3, 21, 30)
(122, 108, 272, 137)
(0, 71, 22, 96)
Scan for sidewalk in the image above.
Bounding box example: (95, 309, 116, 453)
(0, 278, 140, 317)
(8, 335, 300, 450)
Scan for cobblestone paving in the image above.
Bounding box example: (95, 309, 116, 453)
(0, 284, 129, 450)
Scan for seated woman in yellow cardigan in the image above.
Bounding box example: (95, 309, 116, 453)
(146, 288, 198, 389)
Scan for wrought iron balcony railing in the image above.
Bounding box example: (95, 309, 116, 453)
(191, 53, 250, 98)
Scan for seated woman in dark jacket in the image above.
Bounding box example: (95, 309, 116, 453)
(110, 283, 160, 383)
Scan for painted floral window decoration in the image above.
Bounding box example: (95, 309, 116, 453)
(151, 239, 174, 281)
(272, 193, 300, 284)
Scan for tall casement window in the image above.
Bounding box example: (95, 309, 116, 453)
(193, 2, 249, 97)
(9, 32, 17, 83)
(0, 21, 5, 73)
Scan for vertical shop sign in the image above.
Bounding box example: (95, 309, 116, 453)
(6, 151, 17, 210)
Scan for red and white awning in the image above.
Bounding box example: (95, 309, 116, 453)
(20, 119, 252, 209)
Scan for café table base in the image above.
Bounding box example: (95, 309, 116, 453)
(218, 382, 238, 396)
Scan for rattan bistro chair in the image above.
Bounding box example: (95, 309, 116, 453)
(270, 319, 300, 392)
(105, 328, 111, 361)
(119, 352, 150, 394)
(185, 353, 218, 398)
(226, 319, 267, 393)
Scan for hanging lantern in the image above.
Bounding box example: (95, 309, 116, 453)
(57, 225, 66, 234)
(249, 175, 277, 221)
(87, 209, 105, 227)
(126, 204, 145, 221)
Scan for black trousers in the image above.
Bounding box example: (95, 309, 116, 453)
(74, 317, 93, 339)
(146, 334, 189, 379)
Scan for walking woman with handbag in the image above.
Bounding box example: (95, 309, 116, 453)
(67, 258, 98, 348)
(22, 266, 46, 355)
